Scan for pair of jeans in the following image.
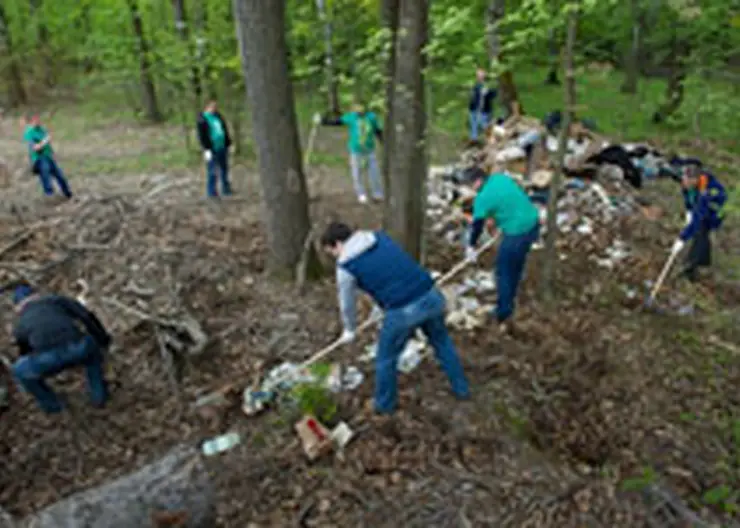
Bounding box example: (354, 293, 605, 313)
(375, 287, 470, 414)
(684, 222, 712, 281)
(35, 157, 72, 197)
(12, 336, 108, 414)
(349, 151, 383, 200)
(206, 148, 232, 197)
(495, 224, 540, 322)
(469, 111, 490, 140)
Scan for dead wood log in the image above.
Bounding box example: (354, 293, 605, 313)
(20, 445, 215, 528)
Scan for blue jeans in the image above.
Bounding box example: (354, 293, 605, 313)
(469, 111, 490, 140)
(375, 288, 470, 414)
(349, 151, 383, 200)
(35, 157, 72, 197)
(12, 336, 108, 414)
(206, 148, 232, 197)
(495, 224, 540, 322)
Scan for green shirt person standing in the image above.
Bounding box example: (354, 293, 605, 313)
(22, 113, 73, 198)
(196, 100, 233, 198)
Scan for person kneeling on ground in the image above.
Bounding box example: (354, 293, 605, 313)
(196, 100, 233, 198)
(670, 160, 727, 282)
(321, 222, 470, 415)
(314, 100, 383, 204)
(464, 167, 540, 334)
(22, 113, 73, 199)
(10, 284, 112, 414)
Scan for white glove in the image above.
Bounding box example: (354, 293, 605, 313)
(312, 112, 322, 125)
(465, 246, 477, 263)
(671, 239, 685, 255)
(338, 329, 355, 345)
(684, 212, 692, 225)
(203, 150, 212, 162)
(229, 144, 235, 155)
(370, 305, 383, 321)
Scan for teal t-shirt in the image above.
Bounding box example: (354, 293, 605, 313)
(23, 125, 53, 164)
(472, 173, 539, 236)
(340, 112, 379, 154)
(204, 112, 226, 151)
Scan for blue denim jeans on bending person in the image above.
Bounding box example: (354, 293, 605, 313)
(375, 287, 470, 414)
(12, 336, 108, 414)
(495, 223, 540, 323)
(35, 157, 72, 198)
(206, 148, 232, 197)
(469, 111, 490, 140)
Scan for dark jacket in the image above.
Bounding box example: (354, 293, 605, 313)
(586, 145, 642, 189)
(196, 111, 232, 152)
(469, 83, 496, 114)
(680, 172, 726, 241)
(13, 295, 111, 356)
(336, 231, 434, 331)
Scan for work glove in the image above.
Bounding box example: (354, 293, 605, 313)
(229, 145, 235, 155)
(370, 305, 383, 321)
(338, 329, 356, 345)
(312, 112, 322, 125)
(684, 212, 692, 225)
(203, 150, 212, 162)
(465, 246, 477, 263)
(671, 239, 685, 255)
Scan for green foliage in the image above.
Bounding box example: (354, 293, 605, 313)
(620, 466, 658, 491)
(290, 382, 337, 424)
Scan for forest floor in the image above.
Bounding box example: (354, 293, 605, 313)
(0, 89, 739, 527)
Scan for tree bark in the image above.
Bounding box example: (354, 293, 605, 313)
(126, 0, 164, 122)
(172, 0, 204, 110)
(383, 0, 428, 260)
(29, 0, 54, 87)
(620, 0, 643, 93)
(232, 0, 319, 279)
(315, 0, 340, 116)
(651, 32, 688, 123)
(546, 27, 561, 85)
(20, 445, 215, 528)
(541, 2, 578, 303)
(486, 0, 521, 117)
(380, 0, 400, 223)
(0, 4, 27, 107)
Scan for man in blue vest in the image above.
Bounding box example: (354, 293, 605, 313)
(670, 160, 727, 282)
(321, 222, 470, 414)
(196, 100, 233, 198)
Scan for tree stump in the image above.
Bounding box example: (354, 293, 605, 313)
(21, 444, 215, 528)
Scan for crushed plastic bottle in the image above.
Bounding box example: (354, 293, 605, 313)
(201, 432, 241, 456)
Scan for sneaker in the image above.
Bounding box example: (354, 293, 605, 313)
(358, 195, 368, 204)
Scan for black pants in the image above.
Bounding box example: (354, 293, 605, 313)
(684, 223, 712, 281)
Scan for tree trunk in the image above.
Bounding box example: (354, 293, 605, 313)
(172, 0, 204, 110)
(651, 34, 688, 123)
(541, 2, 578, 303)
(29, 0, 54, 87)
(21, 445, 215, 528)
(233, 0, 319, 279)
(546, 28, 560, 85)
(126, 0, 164, 122)
(0, 4, 27, 107)
(193, 0, 213, 100)
(380, 0, 400, 223)
(315, 0, 340, 116)
(620, 0, 642, 93)
(486, 0, 521, 117)
(383, 0, 428, 260)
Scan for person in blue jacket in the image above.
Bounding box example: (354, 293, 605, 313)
(670, 160, 727, 281)
(321, 222, 470, 414)
(10, 284, 112, 414)
(469, 68, 497, 141)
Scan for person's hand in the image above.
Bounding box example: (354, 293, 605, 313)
(671, 239, 685, 255)
(203, 150, 212, 162)
(370, 305, 383, 321)
(312, 112, 322, 125)
(229, 145, 235, 155)
(465, 246, 477, 263)
(338, 329, 355, 345)
(684, 212, 692, 225)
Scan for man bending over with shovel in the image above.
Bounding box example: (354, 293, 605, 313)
(321, 222, 470, 415)
(671, 160, 727, 282)
(464, 167, 540, 335)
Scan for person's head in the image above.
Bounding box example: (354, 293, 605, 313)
(204, 100, 217, 113)
(320, 222, 354, 259)
(26, 113, 40, 127)
(351, 98, 366, 114)
(462, 165, 488, 191)
(13, 284, 34, 310)
(681, 160, 702, 188)
(476, 68, 486, 83)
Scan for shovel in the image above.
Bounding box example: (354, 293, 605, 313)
(644, 248, 681, 309)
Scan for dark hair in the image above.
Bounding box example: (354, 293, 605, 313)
(320, 222, 353, 248)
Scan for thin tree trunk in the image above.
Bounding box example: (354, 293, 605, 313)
(380, 0, 399, 226)
(542, 2, 578, 302)
(384, 0, 428, 260)
(126, 0, 163, 122)
(546, 27, 560, 85)
(193, 0, 213, 99)
(486, 0, 521, 117)
(172, 0, 204, 110)
(232, 0, 319, 280)
(0, 4, 27, 106)
(315, 0, 340, 116)
(29, 0, 54, 87)
(651, 34, 688, 123)
(620, 0, 642, 93)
